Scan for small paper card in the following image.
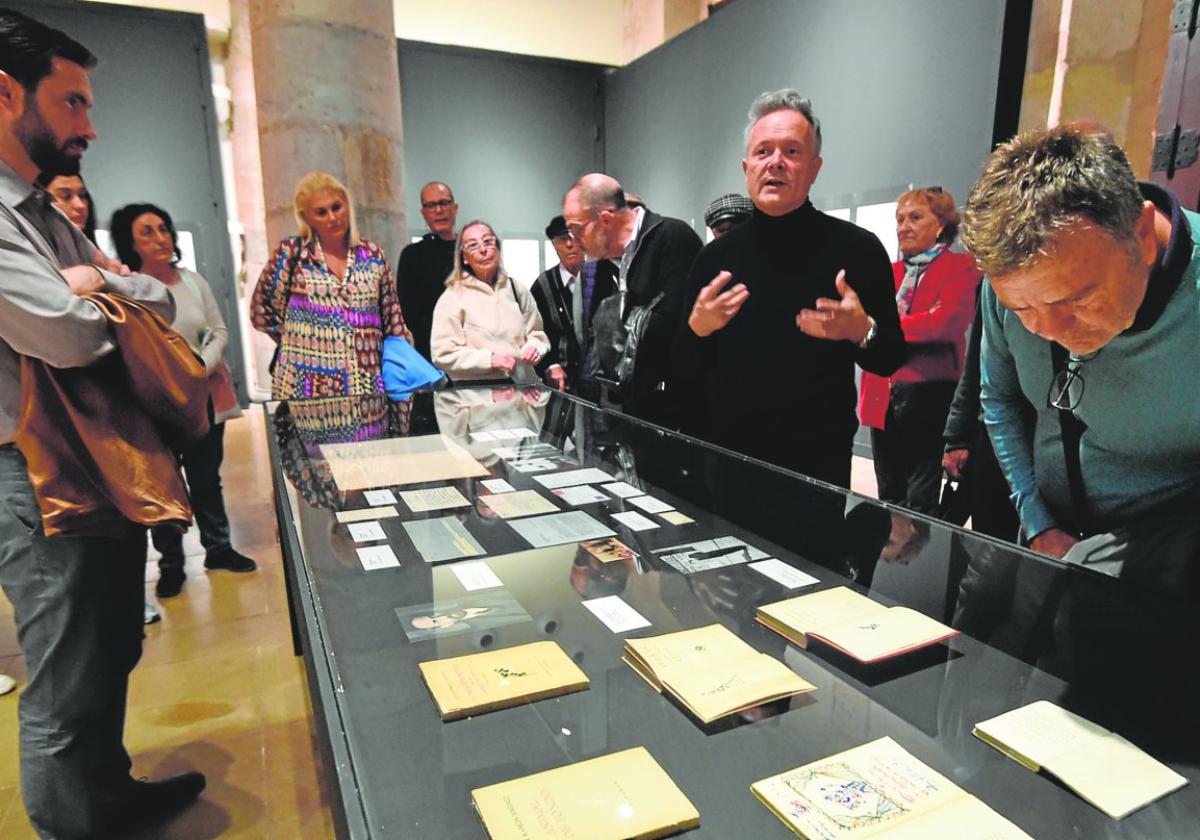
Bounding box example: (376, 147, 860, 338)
(660, 511, 694, 526)
(357, 545, 400, 570)
(582, 595, 652, 633)
(362, 489, 397, 506)
(347, 521, 387, 543)
(534, 468, 615, 490)
(508, 458, 561, 474)
(627, 495, 674, 514)
(336, 505, 399, 523)
(480, 478, 515, 494)
(469, 431, 497, 442)
(399, 486, 471, 513)
(749, 559, 820, 589)
(552, 485, 609, 506)
(580, 537, 638, 564)
(601, 481, 643, 499)
(451, 561, 503, 591)
(612, 511, 659, 531)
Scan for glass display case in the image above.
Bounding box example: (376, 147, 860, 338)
(264, 385, 1199, 839)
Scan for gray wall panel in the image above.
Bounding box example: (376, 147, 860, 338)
(604, 0, 1007, 232)
(397, 40, 607, 245)
(6, 0, 243, 398)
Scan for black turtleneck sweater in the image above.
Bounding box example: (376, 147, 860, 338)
(396, 233, 456, 362)
(669, 202, 906, 487)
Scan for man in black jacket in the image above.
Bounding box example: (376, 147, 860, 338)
(531, 215, 614, 391)
(671, 89, 906, 488)
(563, 173, 702, 423)
(396, 181, 458, 361)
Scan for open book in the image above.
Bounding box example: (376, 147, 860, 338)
(472, 746, 699, 839)
(974, 700, 1188, 819)
(418, 640, 588, 721)
(756, 586, 958, 663)
(623, 624, 815, 723)
(752, 736, 1033, 839)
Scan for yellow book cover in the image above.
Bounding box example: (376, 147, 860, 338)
(973, 700, 1188, 819)
(751, 737, 1032, 839)
(419, 640, 589, 721)
(624, 624, 814, 722)
(472, 747, 699, 840)
(756, 587, 957, 663)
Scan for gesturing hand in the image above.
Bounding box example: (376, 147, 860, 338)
(520, 344, 542, 365)
(797, 269, 871, 343)
(688, 271, 749, 337)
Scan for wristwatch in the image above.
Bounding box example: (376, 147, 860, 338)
(857, 316, 878, 349)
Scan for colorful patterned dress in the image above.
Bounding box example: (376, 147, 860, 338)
(251, 236, 411, 400)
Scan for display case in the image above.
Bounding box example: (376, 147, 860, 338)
(264, 385, 1199, 839)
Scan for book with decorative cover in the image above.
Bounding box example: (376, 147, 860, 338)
(756, 586, 958, 663)
(974, 700, 1188, 819)
(624, 623, 815, 723)
(418, 640, 588, 721)
(472, 747, 699, 839)
(752, 737, 1032, 839)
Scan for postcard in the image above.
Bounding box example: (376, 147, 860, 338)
(749, 559, 820, 589)
(580, 537, 638, 564)
(612, 511, 659, 531)
(394, 589, 529, 642)
(582, 595, 651, 633)
(660, 511, 694, 526)
(451, 561, 503, 591)
(480, 478, 515, 494)
(480, 490, 559, 519)
(627, 495, 674, 514)
(533, 468, 615, 490)
(552, 485, 609, 506)
(399, 486, 471, 513)
(601, 481, 643, 499)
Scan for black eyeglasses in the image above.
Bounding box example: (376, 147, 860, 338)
(422, 199, 455, 210)
(1047, 351, 1099, 411)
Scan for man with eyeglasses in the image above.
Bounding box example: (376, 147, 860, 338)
(965, 124, 1200, 558)
(397, 181, 459, 361)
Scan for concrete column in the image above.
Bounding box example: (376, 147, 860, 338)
(1018, 0, 1172, 176)
(247, 0, 407, 264)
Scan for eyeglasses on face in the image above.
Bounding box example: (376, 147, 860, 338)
(422, 199, 455, 210)
(463, 236, 498, 255)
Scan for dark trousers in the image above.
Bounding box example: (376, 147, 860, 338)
(152, 422, 230, 568)
(0, 446, 145, 839)
(965, 423, 1021, 542)
(872, 381, 957, 515)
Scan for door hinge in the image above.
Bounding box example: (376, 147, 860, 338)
(1152, 125, 1200, 175)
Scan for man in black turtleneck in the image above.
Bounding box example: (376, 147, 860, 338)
(397, 181, 458, 362)
(670, 90, 906, 489)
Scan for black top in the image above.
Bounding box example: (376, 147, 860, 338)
(670, 202, 906, 486)
(396, 233, 455, 362)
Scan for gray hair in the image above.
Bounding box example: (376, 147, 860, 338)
(744, 89, 822, 155)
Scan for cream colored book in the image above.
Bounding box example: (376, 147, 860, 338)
(472, 747, 699, 839)
(624, 624, 815, 723)
(756, 586, 958, 663)
(418, 640, 588, 721)
(752, 736, 1032, 839)
(973, 700, 1187, 819)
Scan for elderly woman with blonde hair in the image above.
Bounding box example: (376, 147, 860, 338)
(251, 170, 410, 399)
(431, 220, 549, 382)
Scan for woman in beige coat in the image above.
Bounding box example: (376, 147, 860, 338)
(431, 220, 550, 382)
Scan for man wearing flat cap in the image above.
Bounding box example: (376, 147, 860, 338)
(704, 193, 754, 239)
(532, 215, 615, 390)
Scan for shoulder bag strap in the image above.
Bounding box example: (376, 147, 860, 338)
(1051, 342, 1092, 536)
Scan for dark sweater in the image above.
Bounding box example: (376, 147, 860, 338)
(396, 233, 455, 362)
(670, 202, 906, 487)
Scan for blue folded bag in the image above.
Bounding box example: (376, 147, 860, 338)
(383, 336, 445, 397)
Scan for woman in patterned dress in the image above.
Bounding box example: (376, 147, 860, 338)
(251, 171, 410, 399)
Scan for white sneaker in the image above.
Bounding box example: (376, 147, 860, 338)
(0, 673, 16, 696)
(144, 602, 162, 625)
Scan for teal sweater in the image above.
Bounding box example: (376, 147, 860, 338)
(980, 187, 1200, 538)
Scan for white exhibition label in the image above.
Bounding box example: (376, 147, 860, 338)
(347, 521, 387, 542)
(627, 495, 674, 514)
(336, 505, 399, 523)
(601, 482, 643, 499)
(469, 431, 497, 442)
(362, 489, 398, 506)
(748, 558, 820, 589)
(451, 561, 503, 591)
(582, 595, 652, 633)
(611, 511, 659, 531)
(481, 478, 516, 493)
(533, 468, 615, 490)
(356, 545, 400, 570)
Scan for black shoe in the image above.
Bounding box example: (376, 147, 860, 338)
(114, 771, 206, 828)
(204, 546, 257, 573)
(155, 568, 185, 598)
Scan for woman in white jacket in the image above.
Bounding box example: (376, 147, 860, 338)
(431, 220, 549, 382)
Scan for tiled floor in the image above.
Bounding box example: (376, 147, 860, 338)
(0, 408, 881, 838)
(0, 407, 335, 838)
